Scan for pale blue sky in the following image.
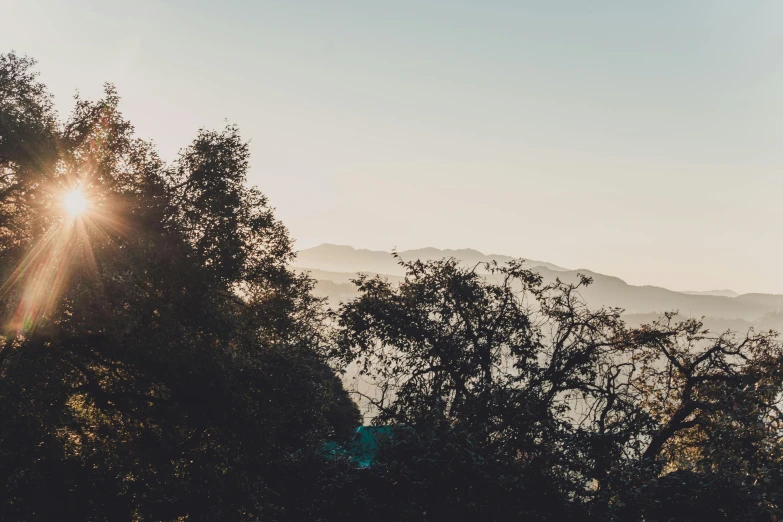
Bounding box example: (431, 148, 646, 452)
(3, 1, 782, 293)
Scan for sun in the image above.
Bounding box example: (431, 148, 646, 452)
(63, 188, 89, 216)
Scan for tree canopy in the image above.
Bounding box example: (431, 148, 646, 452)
(0, 52, 359, 521)
(2, 52, 783, 522)
(336, 256, 783, 521)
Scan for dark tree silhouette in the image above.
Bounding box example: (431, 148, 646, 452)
(336, 256, 783, 521)
(0, 53, 359, 521)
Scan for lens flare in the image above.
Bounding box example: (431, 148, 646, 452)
(1, 185, 122, 333)
(63, 188, 88, 216)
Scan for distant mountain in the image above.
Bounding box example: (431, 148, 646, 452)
(294, 244, 568, 275)
(294, 244, 783, 327)
(532, 268, 777, 321)
(681, 289, 739, 298)
(300, 266, 780, 323)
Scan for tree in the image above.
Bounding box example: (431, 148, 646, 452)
(0, 53, 359, 521)
(336, 256, 783, 521)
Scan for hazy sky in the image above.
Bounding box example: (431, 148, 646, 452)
(3, 1, 782, 294)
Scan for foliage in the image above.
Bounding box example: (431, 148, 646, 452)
(0, 53, 359, 521)
(336, 256, 783, 521)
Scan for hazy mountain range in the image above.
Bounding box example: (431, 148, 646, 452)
(295, 244, 568, 275)
(680, 289, 740, 298)
(294, 244, 783, 332)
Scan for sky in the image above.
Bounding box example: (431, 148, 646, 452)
(2, 0, 782, 294)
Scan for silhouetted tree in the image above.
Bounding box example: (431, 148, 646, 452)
(0, 53, 359, 521)
(336, 256, 783, 521)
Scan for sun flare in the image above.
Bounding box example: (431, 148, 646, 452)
(63, 188, 88, 216)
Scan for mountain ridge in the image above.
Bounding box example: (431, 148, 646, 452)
(294, 243, 568, 275)
(294, 244, 783, 324)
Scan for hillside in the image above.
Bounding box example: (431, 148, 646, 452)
(295, 244, 783, 325)
(294, 244, 568, 275)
